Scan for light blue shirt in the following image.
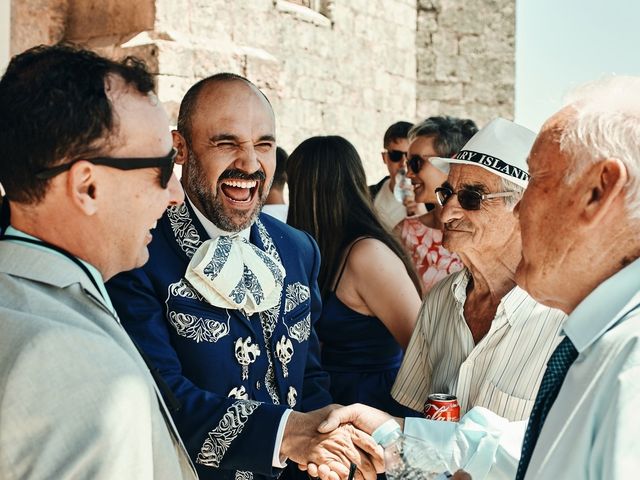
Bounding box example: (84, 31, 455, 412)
(526, 257, 640, 479)
(562, 256, 640, 352)
(4, 226, 116, 315)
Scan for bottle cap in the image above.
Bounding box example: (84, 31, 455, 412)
(372, 419, 402, 446)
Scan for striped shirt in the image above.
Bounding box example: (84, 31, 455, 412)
(392, 269, 566, 421)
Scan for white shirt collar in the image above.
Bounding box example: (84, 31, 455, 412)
(185, 194, 251, 241)
(563, 256, 640, 353)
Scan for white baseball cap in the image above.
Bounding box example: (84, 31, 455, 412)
(430, 117, 537, 188)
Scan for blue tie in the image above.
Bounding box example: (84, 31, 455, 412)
(515, 336, 578, 480)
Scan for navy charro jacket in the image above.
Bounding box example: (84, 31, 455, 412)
(107, 202, 331, 480)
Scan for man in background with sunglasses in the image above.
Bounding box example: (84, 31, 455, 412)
(370, 121, 414, 231)
(314, 119, 566, 480)
(0, 45, 195, 478)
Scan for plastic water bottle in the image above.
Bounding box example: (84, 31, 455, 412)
(373, 421, 451, 480)
(393, 167, 414, 203)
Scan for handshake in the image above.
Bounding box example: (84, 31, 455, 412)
(280, 403, 471, 480)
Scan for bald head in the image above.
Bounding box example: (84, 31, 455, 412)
(177, 73, 272, 144)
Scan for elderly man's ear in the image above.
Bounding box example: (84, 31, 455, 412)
(580, 158, 628, 224)
(172, 130, 188, 166)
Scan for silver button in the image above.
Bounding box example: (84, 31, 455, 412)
(256, 381, 261, 389)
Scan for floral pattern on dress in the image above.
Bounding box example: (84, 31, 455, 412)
(400, 218, 464, 294)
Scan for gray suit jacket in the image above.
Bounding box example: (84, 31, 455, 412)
(0, 242, 197, 479)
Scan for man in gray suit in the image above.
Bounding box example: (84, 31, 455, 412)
(0, 45, 196, 479)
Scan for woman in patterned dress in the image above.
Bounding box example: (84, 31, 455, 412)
(398, 116, 478, 293)
(286, 135, 421, 414)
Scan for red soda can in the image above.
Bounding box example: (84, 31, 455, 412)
(423, 393, 460, 421)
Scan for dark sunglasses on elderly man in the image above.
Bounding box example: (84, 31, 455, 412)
(35, 148, 178, 189)
(435, 186, 515, 211)
(384, 149, 407, 163)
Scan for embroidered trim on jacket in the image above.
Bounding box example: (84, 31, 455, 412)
(287, 313, 311, 343)
(167, 203, 202, 258)
(284, 283, 310, 315)
(196, 400, 260, 467)
(166, 280, 230, 343)
(256, 219, 283, 405)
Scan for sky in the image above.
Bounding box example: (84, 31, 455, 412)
(515, 0, 640, 132)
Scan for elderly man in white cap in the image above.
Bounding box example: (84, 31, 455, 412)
(309, 119, 566, 480)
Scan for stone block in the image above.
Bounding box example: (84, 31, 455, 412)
(417, 50, 436, 78)
(416, 99, 441, 119)
(418, 81, 463, 102)
(189, 3, 233, 41)
(434, 55, 470, 82)
(154, 0, 190, 34)
(242, 47, 282, 92)
(417, 10, 438, 37)
(464, 81, 513, 105)
(156, 74, 200, 123)
(467, 55, 514, 84)
(10, 0, 68, 55)
(432, 101, 469, 119)
(154, 40, 193, 76)
(66, 0, 154, 41)
(418, 0, 441, 11)
(432, 30, 458, 56)
(192, 46, 243, 79)
(92, 41, 160, 73)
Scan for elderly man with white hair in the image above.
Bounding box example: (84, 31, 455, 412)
(513, 75, 640, 479)
(310, 119, 567, 480)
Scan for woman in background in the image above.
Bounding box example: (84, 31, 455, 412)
(400, 116, 477, 292)
(287, 135, 421, 413)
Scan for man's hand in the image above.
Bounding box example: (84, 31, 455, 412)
(317, 403, 403, 435)
(280, 405, 383, 480)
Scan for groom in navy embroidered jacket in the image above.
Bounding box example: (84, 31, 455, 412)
(107, 74, 380, 480)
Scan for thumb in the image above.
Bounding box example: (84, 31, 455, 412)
(317, 405, 359, 433)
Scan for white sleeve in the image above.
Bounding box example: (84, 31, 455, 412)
(272, 409, 294, 468)
(403, 407, 526, 480)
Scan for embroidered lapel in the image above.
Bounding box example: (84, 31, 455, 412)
(252, 218, 286, 405)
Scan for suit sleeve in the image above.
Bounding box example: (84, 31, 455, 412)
(298, 231, 333, 412)
(107, 268, 288, 478)
(0, 322, 170, 480)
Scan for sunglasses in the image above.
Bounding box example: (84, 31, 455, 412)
(435, 186, 515, 210)
(407, 155, 430, 174)
(35, 148, 178, 189)
(384, 150, 407, 163)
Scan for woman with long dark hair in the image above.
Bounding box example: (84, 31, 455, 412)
(287, 135, 421, 412)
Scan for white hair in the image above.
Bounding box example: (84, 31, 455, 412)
(499, 176, 524, 210)
(559, 75, 640, 220)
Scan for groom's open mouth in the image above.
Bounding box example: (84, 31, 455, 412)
(220, 179, 259, 204)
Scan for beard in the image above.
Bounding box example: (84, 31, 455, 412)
(185, 149, 270, 232)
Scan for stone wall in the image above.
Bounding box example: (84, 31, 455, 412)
(415, 0, 515, 126)
(9, 0, 515, 182)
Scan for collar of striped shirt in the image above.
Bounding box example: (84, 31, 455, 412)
(450, 269, 532, 327)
